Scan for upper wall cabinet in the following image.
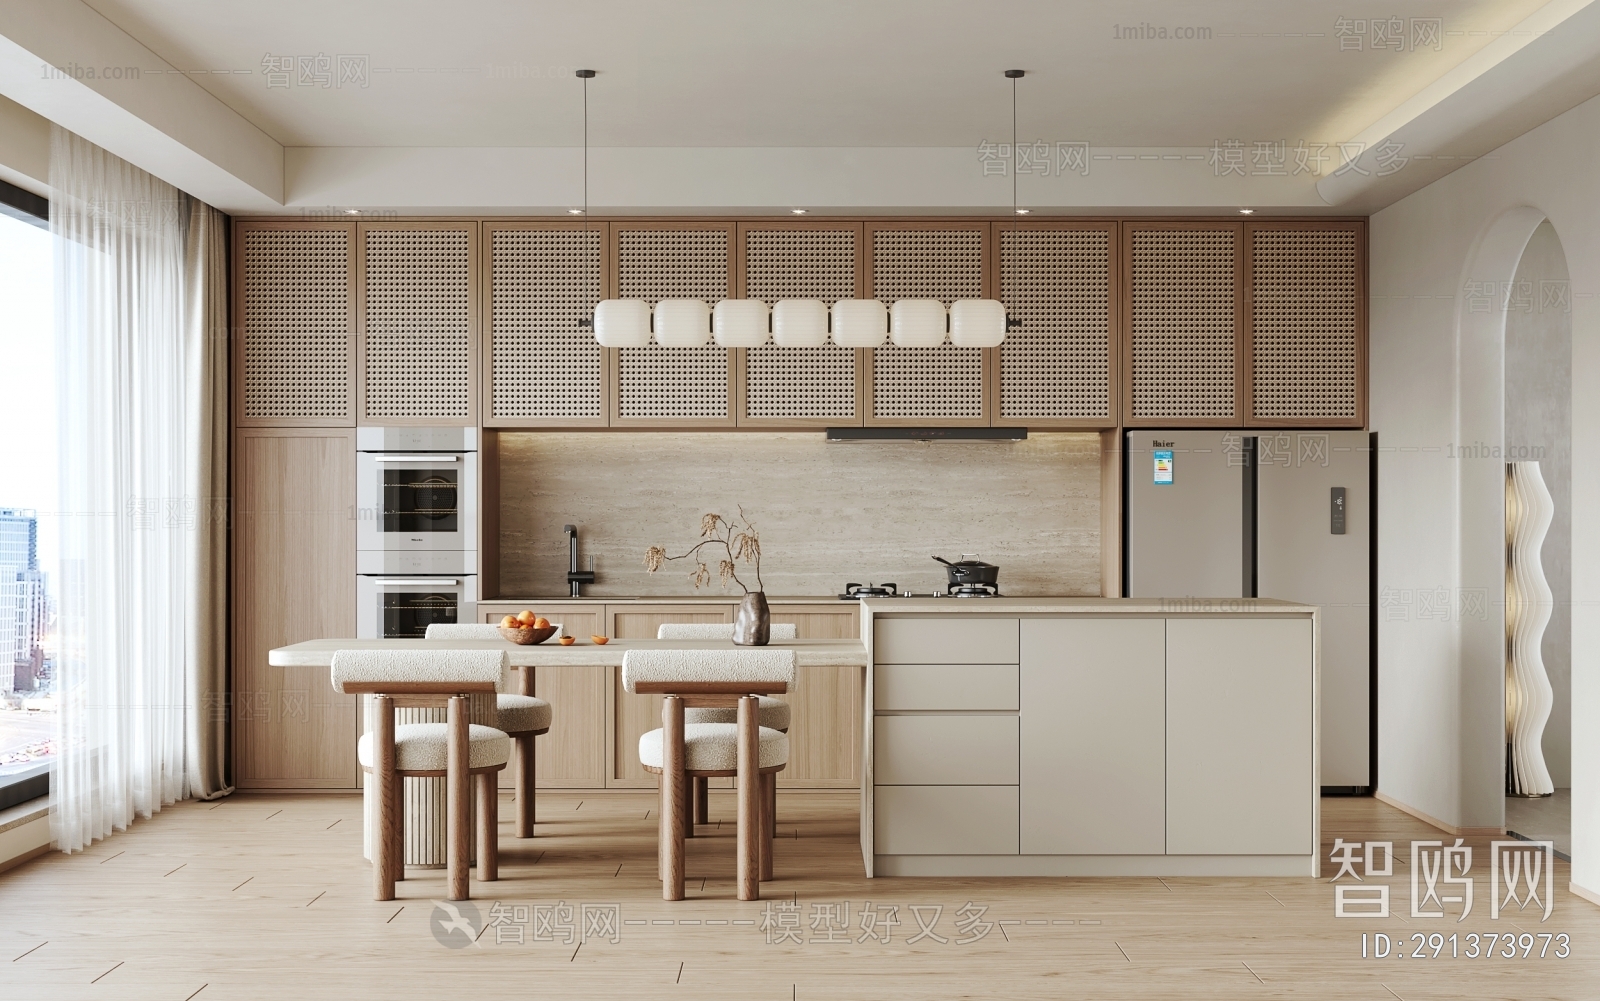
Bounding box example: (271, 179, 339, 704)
(737, 222, 865, 427)
(611, 223, 736, 427)
(1123, 219, 1366, 428)
(997, 222, 1118, 428)
(864, 223, 992, 426)
(484, 222, 605, 426)
(1246, 221, 1365, 426)
(357, 221, 477, 426)
(235, 221, 358, 427)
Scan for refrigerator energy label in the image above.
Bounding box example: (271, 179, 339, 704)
(1153, 449, 1174, 484)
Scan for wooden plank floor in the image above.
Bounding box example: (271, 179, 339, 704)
(2, 793, 1596, 1000)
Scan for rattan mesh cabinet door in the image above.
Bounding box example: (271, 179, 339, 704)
(485, 224, 604, 425)
(866, 225, 990, 425)
(1247, 223, 1365, 427)
(358, 222, 476, 425)
(612, 225, 735, 426)
(236, 222, 357, 427)
(998, 223, 1115, 426)
(739, 224, 863, 426)
(1124, 223, 1244, 426)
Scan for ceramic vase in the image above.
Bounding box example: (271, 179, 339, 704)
(733, 592, 770, 646)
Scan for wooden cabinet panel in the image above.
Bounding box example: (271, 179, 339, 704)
(874, 786, 1019, 855)
(768, 603, 859, 640)
(874, 617, 1019, 664)
(1019, 618, 1166, 855)
(1166, 617, 1314, 855)
(233, 429, 358, 788)
(477, 601, 603, 640)
(874, 715, 1018, 785)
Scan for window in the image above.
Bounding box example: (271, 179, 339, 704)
(0, 195, 54, 808)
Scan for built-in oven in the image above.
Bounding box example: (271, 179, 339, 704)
(356, 427, 478, 554)
(357, 572, 479, 640)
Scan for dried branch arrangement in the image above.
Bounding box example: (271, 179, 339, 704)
(644, 508, 765, 594)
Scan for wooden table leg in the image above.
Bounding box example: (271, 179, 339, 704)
(476, 770, 499, 881)
(737, 695, 759, 901)
(447, 695, 470, 901)
(662, 696, 686, 901)
(759, 770, 774, 883)
(391, 770, 405, 882)
(683, 768, 695, 839)
(695, 776, 709, 825)
(373, 695, 396, 901)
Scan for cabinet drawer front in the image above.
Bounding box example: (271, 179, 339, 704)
(874, 785, 1019, 854)
(874, 714, 1018, 785)
(875, 663, 1019, 711)
(874, 618, 1019, 664)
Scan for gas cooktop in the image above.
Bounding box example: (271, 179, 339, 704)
(838, 582, 1003, 600)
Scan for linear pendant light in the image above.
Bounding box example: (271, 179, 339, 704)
(580, 69, 653, 347)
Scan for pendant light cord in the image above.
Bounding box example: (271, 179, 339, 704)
(1011, 74, 1018, 218)
(577, 68, 596, 327)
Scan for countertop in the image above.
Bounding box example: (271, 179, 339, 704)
(480, 595, 857, 604)
(857, 596, 1318, 614)
(268, 637, 869, 669)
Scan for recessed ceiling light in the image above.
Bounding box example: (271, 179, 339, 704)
(1015, 208, 1031, 215)
(568, 208, 584, 215)
(791, 208, 807, 215)
(1239, 208, 1254, 215)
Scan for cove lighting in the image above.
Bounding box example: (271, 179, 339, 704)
(1239, 208, 1255, 214)
(791, 208, 808, 215)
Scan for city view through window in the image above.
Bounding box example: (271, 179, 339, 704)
(0, 207, 55, 788)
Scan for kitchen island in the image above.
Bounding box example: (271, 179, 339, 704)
(858, 597, 1320, 878)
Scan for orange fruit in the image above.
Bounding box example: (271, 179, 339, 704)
(590, 635, 609, 645)
(558, 636, 576, 645)
(517, 610, 537, 625)
(500, 615, 518, 628)
(534, 617, 550, 629)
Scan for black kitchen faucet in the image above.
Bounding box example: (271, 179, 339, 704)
(564, 524, 596, 597)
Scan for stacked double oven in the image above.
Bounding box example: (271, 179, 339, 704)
(355, 428, 479, 639)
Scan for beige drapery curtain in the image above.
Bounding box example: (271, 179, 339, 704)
(183, 200, 230, 801)
(50, 128, 231, 853)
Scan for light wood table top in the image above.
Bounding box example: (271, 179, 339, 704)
(268, 637, 868, 669)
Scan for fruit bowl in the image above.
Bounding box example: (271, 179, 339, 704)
(498, 625, 558, 645)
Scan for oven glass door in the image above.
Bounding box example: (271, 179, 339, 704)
(357, 453, 478, 552)
(357, 576, 478, 639)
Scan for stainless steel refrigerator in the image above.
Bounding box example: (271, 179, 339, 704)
(1124, 429, 1373, 791)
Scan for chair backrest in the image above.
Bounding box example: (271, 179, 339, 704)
(331, 648, 511, 694)
(621, 647, 796, 695)
(426, 622, 564, 640)
(656, 622, 797, 641)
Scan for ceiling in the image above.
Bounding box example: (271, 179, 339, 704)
(0, 0, 1597, 214)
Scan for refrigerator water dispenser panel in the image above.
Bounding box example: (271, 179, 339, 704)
(1330, 486, 1347, 534)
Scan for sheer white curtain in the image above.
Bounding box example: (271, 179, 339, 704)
(50, 127, 231, 853)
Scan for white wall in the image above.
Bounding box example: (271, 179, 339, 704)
(1370, 90, 1600, 900)
(1505, 221, 1573, 787)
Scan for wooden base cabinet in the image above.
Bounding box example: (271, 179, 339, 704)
(474, 599, 861, 792)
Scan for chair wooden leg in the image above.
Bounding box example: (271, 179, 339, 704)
(447, 695, 471, 901)
(662, 696, 686, 901)
(476, 771, 499, 882)
(694, 776, 709, 825)
(515, 733, 535, 838)
(736, 696, 760, 901)
(391, 771, 405, 882)
(682, 768, 695, 839)
(758, 771, 774, 882)
(767, 772, 777, 839)
(373, 695, 396, 902)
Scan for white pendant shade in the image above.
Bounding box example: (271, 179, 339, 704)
(653, 299, 711, 347)
(593, 299, 652, 347)
(890, 299, 948, 347)
(712, 299, 770, 347)
(948, 299, 1007, 347)
(830, 299, 888, 348)
(771, 299, 830, 347)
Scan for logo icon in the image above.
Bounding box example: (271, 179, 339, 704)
(430, 899, 482, 949)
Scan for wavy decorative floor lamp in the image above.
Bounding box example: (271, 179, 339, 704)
(1505, 460, 1556, 797)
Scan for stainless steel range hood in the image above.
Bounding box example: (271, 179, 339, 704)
(824, 427, 1027, 442)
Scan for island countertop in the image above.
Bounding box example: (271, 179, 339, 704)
(267, 636, 868, 669)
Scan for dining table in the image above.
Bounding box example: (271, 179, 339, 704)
(267, 636, 869, 869)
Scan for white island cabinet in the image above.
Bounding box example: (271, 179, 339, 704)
(860, 599, 1319, 878)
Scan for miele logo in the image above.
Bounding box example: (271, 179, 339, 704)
(1151, 440, 1175, 448)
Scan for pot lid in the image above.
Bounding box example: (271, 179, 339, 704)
(935, 554, 997, 568)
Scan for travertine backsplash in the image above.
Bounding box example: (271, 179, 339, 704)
(497, 432, 1102, 597)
